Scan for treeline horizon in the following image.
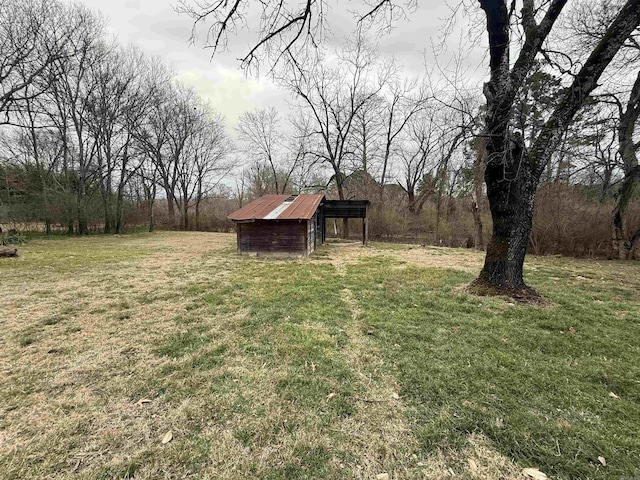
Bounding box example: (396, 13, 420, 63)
(1, 0, 639, 260)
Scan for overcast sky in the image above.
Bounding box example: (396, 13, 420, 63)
(75, 1, 486, 132)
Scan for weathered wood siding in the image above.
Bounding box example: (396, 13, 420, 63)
(238, 220, 309, 255)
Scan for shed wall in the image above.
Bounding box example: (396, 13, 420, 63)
(238, 220, 310, 255)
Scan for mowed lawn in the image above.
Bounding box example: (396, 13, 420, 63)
(1, 232, 639, 480)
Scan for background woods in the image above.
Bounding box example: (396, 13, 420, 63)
(0, 0, 232, 235)
(1, 0, 640, 263)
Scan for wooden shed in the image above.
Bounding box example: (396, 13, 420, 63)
(228, 194, 325, 257)
(228, 194, 370, 257)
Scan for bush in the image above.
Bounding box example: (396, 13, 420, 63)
(0, 230, 26, 245)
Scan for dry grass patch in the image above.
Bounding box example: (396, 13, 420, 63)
(395, 245, 485, 274)
(2, 233, 637, 479)
(2, 233, 429, 479)
(417, 434, 524, 479)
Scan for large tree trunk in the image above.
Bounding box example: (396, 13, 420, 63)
(143, 182, 156, 233)
(115, 149, 129, 235)
(473, 0, 640, 298)
(473, 147, 539, 295)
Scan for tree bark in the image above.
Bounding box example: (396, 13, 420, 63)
(475, 141, 539, 293)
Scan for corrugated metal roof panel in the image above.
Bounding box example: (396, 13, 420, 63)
(227, 194, 289, 221)
(276, 194, 324, 220)
(227, 194, 324, 221)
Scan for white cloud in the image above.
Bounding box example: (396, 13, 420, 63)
(174, 68, 259, 130)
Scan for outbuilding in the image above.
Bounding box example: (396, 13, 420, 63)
(228, 194, 369, 257)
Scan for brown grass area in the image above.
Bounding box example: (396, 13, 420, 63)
(396, 246, 485, 273)
(0, 233, 530, 479)
(418, 434, 525, 479)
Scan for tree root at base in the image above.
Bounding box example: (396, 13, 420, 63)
(467, 279, 545, 305)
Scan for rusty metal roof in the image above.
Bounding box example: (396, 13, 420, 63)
(277, 194, 324, 220)
(228, 194, 325, 221)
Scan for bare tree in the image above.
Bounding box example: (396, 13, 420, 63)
(377, 75, 428, 199)
(134, 76, 178, 228)
(399, 105, 439, 214)
(137, 158, 159, 232)
(237, 107, 300, 194)
(169, 86, 201, 230)
(11, 89, 62, 234)
(349, 92, 383, 178)
(189, 109, 233, 230)
(0, 0, 76, 125)
(87, 46, 155, 233)
(47, 5, 107, 234)
(281, 35, 391, 236)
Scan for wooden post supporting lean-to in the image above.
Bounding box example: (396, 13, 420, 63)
(362, 207, 369, 246)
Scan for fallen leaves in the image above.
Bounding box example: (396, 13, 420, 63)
(522, 467, 548, 479)
(609, 392, 620, 400)
(376, 473, 389, 480)
(326, 392, 336, 401)
(391, 393, 400, 400)
(568, 326, 576, 335)
(598, 456, 607, 466)
(161, 431, 173, 444)
(135, 398, 151, 407)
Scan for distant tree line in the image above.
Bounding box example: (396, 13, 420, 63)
(0, 0, 232, 235)
(2, 0, 639, 264)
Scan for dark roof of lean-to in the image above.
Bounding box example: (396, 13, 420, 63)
(228, 194, 325, 221)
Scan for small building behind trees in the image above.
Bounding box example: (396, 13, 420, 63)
(228, 194, 369, 257)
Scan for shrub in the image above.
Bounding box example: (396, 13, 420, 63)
(0, 230, 26, 246)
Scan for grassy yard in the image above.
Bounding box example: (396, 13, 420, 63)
(1, 232, 639, 479)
